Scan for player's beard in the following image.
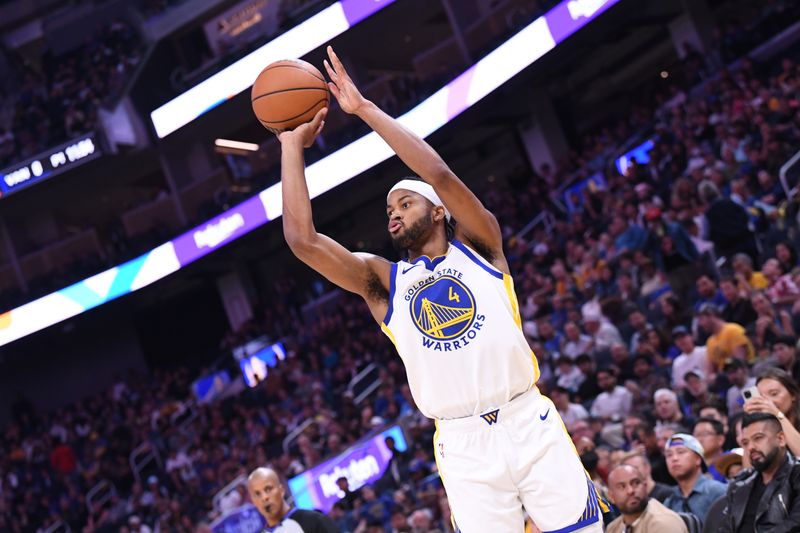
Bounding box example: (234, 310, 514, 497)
(390, 214, 434, 253)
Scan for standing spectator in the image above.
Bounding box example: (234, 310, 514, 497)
(671, 327, 711, 391)
(698, 180, 758, 261)
(719, 276, 757, 328)
(696, 304, 754, 370)
(590, 367, 633, 421)
(49, 436, 77, 475)
(606, 464, 688, 533)
(663, 434, 726, 523)
(717, 413, 800, 532)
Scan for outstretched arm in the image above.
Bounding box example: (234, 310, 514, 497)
(323, 46, 505, 270)
(278, 108, 391, 322)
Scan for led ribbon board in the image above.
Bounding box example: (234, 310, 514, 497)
(150, 0, 397, 138)
(0, 0, 619, 347)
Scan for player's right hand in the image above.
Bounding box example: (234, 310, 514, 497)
(278, 107, 327, 148)
(324, 46, 368, 115)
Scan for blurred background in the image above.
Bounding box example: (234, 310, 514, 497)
(1, 0, 800, 531)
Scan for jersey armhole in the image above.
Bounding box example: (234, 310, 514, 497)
(382, 262, 398, 324)
(451, 240, 504, 280)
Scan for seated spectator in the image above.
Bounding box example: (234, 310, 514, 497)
(671, 327, 711, 391)
(590, 367, 633, 421)
(717, 413, 800, 532)
(561, 321, 593, 359)
(551, 386, 589, 428)
(663, 434, 726, 524)
(714, 449, 744, 481)
(654, 389, 695, 429)
(744, 367, 800, 457)
(621, 452, 677, 503)
(750, 292, 794, 349)
(762, 258, 800, 309)
(724, 358, 755, 416)
(753, 336, 800, 384)
(692, 418, 727, 483)
(583, 311, 623, 353)
(731, 254, 768, 291)
(696, 304, 755, 370)
(606, 463, 688, 533)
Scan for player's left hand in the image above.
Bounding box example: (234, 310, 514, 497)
(324, 46, 369, 115)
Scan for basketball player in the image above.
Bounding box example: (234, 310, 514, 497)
(276, 45, 605, 532)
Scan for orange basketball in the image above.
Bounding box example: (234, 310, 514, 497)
(251, 59, 329, 133)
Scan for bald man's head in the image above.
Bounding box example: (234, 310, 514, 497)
(607, 464, 648, 516)
(247, 467, 288, 526)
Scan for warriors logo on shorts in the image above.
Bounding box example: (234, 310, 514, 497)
(410, 276, 476, 340)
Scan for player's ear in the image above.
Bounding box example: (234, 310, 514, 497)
(432, 205, 445, 222)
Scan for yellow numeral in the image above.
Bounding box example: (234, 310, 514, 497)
(448, 286, 460, 303)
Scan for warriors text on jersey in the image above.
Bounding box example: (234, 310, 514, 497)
(381, 240, 540, 419)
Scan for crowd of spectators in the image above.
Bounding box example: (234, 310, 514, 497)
(3, 1, 800, 532)
(0, 19, 142, 169)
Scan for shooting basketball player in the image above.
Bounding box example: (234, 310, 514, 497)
(276, 46, 605, 533)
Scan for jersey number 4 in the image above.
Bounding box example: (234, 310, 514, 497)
(448, 286, 460, 303)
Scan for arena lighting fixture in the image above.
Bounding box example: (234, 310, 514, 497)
(0, 0, 620, 347)
(150, 0, 398, 138)
(214, 138, 260, 151)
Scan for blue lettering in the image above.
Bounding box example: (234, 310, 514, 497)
(443, 342, 452, 352)
(476, 314, 485, 321)
(422, 338, 437, 349)
(467, 330, 477, 339)
(473, 322, 483, 330)
(433, 342, 442, 351)
(453, 340, 461, 350)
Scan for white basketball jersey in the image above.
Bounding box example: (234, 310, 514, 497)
(381, 240, 539, 419)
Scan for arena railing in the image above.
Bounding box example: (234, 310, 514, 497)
(780, 149, 800, 200)
(0, 0, 623, 348)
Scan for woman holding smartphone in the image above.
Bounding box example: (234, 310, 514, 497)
(743, 367, 800, 456)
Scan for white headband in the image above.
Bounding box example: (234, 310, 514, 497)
(387, 179, 451, 221)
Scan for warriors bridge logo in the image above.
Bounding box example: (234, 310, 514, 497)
(410, 275, 485, 351)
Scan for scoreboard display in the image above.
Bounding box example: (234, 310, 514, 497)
(0, 133, 102, 198)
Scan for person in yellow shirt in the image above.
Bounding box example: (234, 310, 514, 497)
(732, 253, 768, 290)
(697, 303, 755, 371)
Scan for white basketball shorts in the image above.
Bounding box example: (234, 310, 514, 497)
(433, 388, 606, 533)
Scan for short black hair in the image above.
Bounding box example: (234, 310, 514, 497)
(694, 417, 724, 436)
(742, 412, 782, 433)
